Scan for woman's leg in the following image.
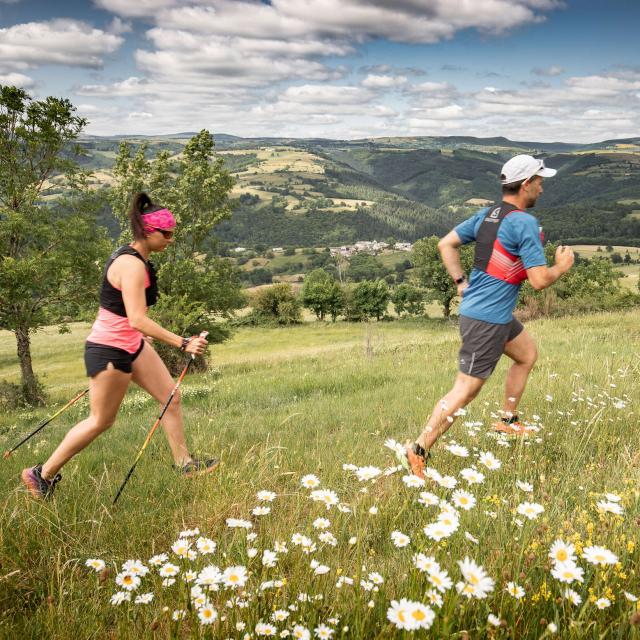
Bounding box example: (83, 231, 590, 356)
(41, 365, 131, 480)
(130, 342, 191, 466)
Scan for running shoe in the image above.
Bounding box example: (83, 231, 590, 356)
(174, 456, 220, 478)
(397, 442, 430, 480)
(21, 464, 61, 499)
(493, 420, 534, 436)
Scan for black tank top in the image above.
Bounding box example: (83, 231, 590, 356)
(99, 246, 158, 317)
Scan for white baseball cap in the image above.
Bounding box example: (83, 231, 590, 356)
(500, 154, 557, 185)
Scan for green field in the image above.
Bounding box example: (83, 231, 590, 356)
(1, 315, 639, 638)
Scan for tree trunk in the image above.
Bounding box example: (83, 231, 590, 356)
(443, 295, 452, 318)
(15, 325, 45, 406)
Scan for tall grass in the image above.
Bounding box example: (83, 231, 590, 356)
(0, 313, 639, 638)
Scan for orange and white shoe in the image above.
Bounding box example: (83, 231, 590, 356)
(493, 420, 534, 437)
(397, 442, 429, 480)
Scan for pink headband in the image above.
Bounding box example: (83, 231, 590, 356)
(142, 208, 176, 233)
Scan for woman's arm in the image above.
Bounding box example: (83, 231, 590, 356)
(117, 256, 205, 353)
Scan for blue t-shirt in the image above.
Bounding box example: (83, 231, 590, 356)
(454, 208, 547, 324)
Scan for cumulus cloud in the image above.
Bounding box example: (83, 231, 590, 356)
(361, 74, 408, 89)
(0, 19, 123, 69)
(0, 72, 34, 87)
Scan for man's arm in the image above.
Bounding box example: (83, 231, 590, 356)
(526, 245, 574, 290)
(438, 230, 468, 295)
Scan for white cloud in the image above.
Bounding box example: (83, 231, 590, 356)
(77, 76, 152, 97)
(0, 19, 123, 69)
(362, 74, 408, 89)
(0, 72, 34, 87)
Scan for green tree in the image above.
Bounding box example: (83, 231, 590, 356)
(108, 130, 244, 373)
(302, 268, 344, 321)
(346, 253, 389, 282)
(345, 280, 390, 321)
(412, 236, 474, 317)
(391, 283, 425, 316)
(253, 284, 302, 324)
(0, 86, 111, 404)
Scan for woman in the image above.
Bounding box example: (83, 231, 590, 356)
(21, 193, 217, 499)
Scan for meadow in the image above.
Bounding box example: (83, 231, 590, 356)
(0, 313, 639, 638)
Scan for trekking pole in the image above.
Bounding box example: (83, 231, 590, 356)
(3, 388, 89, 459)
(112, 332, 208, 505)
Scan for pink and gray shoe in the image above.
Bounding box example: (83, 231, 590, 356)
(21, 464, 61, 499)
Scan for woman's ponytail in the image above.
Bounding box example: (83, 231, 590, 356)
(128, 192, 157, 240)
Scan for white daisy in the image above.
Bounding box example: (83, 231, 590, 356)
(255, 622, 277, 636)
(310, 489, 339, 509)
(318, 531, 338, 546)
(478, 451, 501, 470)
(418, 491, 439, 507)
(425, 589, 443, 607)
(413, 553, 440, 574)
(596, 500, 624, 516)
(516, 502, 545, 520)
(110, 591, 130, 605)
(257, 490, 277, 502)
(252, 505, 271, 516)
(134, 592, 154, 604)
(460, 467, 485, 485)
(262, 550, 277, 568)
(196, 537, 216, 554)
(428, 568, 452, 593)
(292, 625, 311, 639)
(595, 597, 611, 609)
(402, 474, 426, 488)
(516, 480, 534, 492)
(506, 582, 525, 599)
(356, 466, 382, 482)
(226, 518, 252, 529)
(222, 566, 248, 588)
(313, 517, 330, 530)
(456, 557, 495, 599)
(115, 572, 140, 591)
(563, 588, 582, 605)
(148, 554, 168, 566)
(488, 614, 501, 627)
(452, 489, 476, 511)
(549, 539, 577, 564)
(550, 560, 584, 584)
(314, 623, 334, 638)
(445, 443, 469, 457)
(159, 563, 180, 578)
(437, 475, 457, 489)
(198, 605, 218, 624)
(391, 530, 411, 548)
(301, 474, 321, 489)
(582, 545, 618, 566)
(85, 559, 105, 572)
(171, 538, 191, 558)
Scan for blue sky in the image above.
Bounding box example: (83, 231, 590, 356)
(0, 0, 638, 141)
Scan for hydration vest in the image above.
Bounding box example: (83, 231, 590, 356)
(99, 246, 158, 317)
(473, 203, 544, 285)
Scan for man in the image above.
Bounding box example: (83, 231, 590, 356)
(401, 154, 574, 478)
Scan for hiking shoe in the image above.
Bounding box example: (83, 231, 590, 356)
(174, 456, 220, 478)
(397, 442, 429, 480)
(21, 464, 61, 499)
(493, 420, 533, 437)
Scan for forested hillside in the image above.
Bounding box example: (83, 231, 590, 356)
(73, 134, 640, 247)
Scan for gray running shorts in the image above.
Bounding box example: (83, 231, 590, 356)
(458, 316, 524, 379)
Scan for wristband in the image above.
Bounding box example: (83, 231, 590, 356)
(454, 275, 466, 285)
(179, 336, 191, 351)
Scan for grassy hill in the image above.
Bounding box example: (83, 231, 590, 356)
(65, 134, 640, 248)
(1, 313, 639, 637)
